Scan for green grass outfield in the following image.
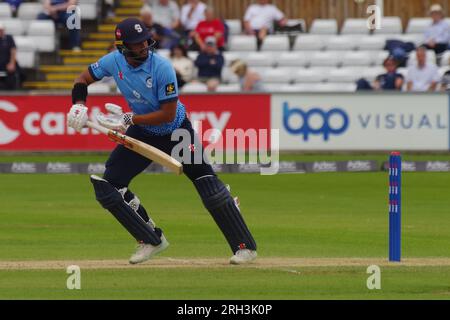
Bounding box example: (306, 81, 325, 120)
(0, 169, 449, 299)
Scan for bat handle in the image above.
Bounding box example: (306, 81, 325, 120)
(86, 121, 109, 135)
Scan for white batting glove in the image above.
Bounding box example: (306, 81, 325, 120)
(105, 103, 123, 116)
(97, 103, 134, 132)
(67, 104, 89, 132)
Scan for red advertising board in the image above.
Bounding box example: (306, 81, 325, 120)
(0, 94, 270, 151)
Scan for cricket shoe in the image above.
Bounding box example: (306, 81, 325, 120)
(230, 249, 257, 265)
(129, 234, 169, 265)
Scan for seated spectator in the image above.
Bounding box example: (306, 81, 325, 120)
(5, 0, 23, 16)
(440, 69, 450, 91)
(0, 23, 21, 90)
(38, 0, 81, 51)
(424, 4, 450, 55)
(192, 6, 225, 52)
(229, 59, 264, 92)
(356, 56, 404, 91)
(103, 0, 116, 19)
(140, 5, 180, 49)
(244, 0, 287, 50)
(145, 0, 181, 30)
(141, 5, 166, 49)
(406, 46, 440, 92)
(194, 36, 224, 91)
(180, 0, 206, 46)
(169, 45, 195, 85)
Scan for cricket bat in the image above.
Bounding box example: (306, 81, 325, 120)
(86, 121, 183, 175)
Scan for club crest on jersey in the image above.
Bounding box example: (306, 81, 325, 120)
(118, 71, 124, 80)
(146, 77, 153, 88)
(116, 29, 122, 39)
(133, 90, 141, 99)
(165, 83, 176, 96)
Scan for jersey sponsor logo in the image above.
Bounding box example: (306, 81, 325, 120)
(91, 62, 99, 70)
(132, 90, 141, 99)
(146, 77, 153, 88)
(165, 83, 176, 96)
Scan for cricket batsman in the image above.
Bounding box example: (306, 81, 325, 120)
(66, 18, 257, 265)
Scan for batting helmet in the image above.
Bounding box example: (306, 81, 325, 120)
(115, 18, 155, 62)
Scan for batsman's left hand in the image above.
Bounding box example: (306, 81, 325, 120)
(67, 104, 89, 132)
(97, 103, 134, 132)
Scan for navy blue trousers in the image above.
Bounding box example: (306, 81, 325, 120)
(103, 118, 215, 188)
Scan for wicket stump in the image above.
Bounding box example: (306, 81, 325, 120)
(389, 152, 402, 262)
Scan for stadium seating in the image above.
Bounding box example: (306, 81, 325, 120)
(216, 83, 241, 92)
(229, 35, 257, 51)
(226, 20, 242, 35)
(326, 35, 359, 50)
(14, 36, 37, 69)
(0, 3, 12, 18)
(309, 51, 343, 67)
(309, 19, 338, 34)
(440, 51, 450, 67)
(260, 67, 294, 83)
(374, 16, 403, 34)
(341, 19, 371, 34)
(3, 19, 26, 36)
(4, 1, 444, 93)
(406, 18, 432, 34)
(78, 0, 99, 20)
(27, 20, 56, 52)
(245, 52, 276, 67)
(292, 68, 329, 83)
(260, 35, 290, 51)
(181, 82, 209, 93)
(293, 34, 328, 50)
(17, 3, 42, 21)
(276, 52, 311, 67)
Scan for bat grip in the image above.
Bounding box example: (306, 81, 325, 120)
(86, 121, 110, 135)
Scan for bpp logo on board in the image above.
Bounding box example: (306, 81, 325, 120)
(283, 102, 350, 141)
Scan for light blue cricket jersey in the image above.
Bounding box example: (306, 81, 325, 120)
(88, 50, 186, 136)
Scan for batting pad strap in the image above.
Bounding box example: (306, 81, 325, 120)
(90, 176, 161, 245)
(194, 176, 257, 253)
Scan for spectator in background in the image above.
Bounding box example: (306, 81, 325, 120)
(180, 0, 206, 46)
(244, 0, 287, 50)
(0, 23, 20, 90)
(103, 0, 117, 19)
(356, 56, 404, 91)
(424, 4, 450, 55)
(145, 0, 181, 30)
(195, 36, 224, 92)
(440, 69, 450, 91)
(38, 0, 81, 51)
(193, 6, 225, 52)
(169, 44, 195, 87)
(5, 0, 23, 16)
(406, 46, 440, 92)
(229, 59, 264, 92)
(140, 5, 166, 49)
(140, 5, 180, 49)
